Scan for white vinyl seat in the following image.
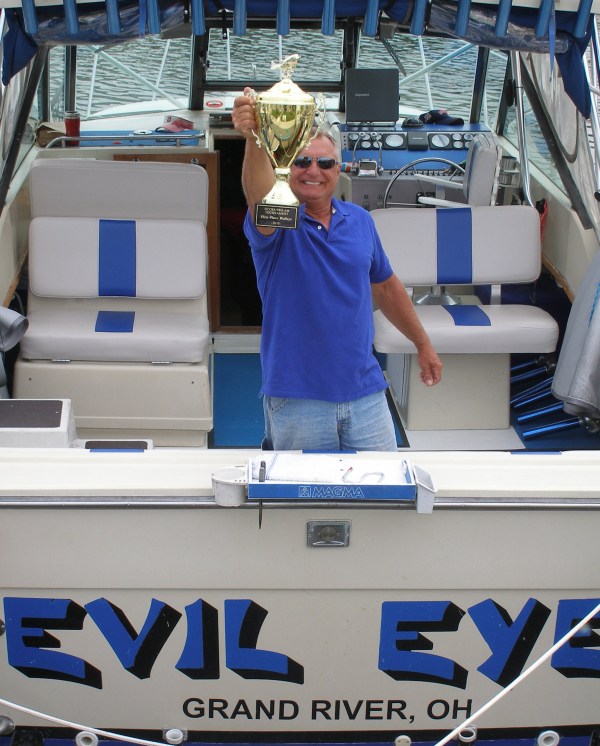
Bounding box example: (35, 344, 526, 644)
(14, 159, 212, 446)
(371, 205, 559, 430)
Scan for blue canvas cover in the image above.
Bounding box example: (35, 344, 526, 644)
(1, 0, 594, 116)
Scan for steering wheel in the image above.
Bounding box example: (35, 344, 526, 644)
(383, 157, 466, 208)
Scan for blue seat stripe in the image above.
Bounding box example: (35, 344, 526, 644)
(444, 305, 491, 326)
(90, 448, 146, 452)
(436, 207, 473, 284)
(95, 311, 135, 333)
(98, 219, 136, 297)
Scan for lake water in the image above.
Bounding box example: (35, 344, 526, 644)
(48, 28, 507, 126)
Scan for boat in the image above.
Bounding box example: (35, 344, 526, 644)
(0, 1, 599, 745)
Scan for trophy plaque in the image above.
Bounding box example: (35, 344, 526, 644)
(250, 55, 325, 229)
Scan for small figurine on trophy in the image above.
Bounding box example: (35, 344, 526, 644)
(249, 54, 325, 229)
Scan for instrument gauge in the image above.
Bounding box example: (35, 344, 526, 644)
(384, 134, 405, 148)
(431, 134, 450, 148)
(361, 140, 372, 148)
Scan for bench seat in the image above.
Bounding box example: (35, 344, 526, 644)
(374, 303, 558, 354)
(15, 160, 212, 445)
(370, 205, 559, 430)
(21, 309, 209, 363)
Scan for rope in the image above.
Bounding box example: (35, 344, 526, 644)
(430, 600, 600, 746)
(0, 601, 598, 746)
(0, 697, 168, 746)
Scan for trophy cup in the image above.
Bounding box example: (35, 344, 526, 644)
(250, 55, 325, 229)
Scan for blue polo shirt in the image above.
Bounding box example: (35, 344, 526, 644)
(244, 199, 393, 403)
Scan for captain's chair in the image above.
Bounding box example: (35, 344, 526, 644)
(417, 132, 503, 208)
(14, 159, 212, 446)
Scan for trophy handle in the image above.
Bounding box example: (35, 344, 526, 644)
(305, 93, 327, 148)
(245, 88, 263, 150)
(313, 93, 327, 135)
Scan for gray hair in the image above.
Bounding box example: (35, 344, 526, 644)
(310, 126, 342, 161)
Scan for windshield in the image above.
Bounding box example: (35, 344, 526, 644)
(47, 27, 510, 126)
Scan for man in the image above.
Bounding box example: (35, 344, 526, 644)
(232, 89, 442, 451)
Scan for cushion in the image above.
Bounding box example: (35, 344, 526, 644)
(374, 305, 559, 354)
(20, 309, 209, 363)
(29, 216, 206, 299)
(370, 205, 541, 286)
(30, 159, 209, 223)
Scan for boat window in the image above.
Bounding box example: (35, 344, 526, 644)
(49, 38, 192, 120)
(205, 28, 344, 85)
(481, 49, 509, 131)
(502, 84, 565, 194)
(358, 34, 506, 129)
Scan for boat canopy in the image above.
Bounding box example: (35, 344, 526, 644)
(5, 0, 597, 43)
(2, 0, 597, 116)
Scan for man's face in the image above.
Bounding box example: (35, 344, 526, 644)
(289, 134, 341, 207)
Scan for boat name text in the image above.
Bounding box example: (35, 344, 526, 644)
(2, 597, 598, 692)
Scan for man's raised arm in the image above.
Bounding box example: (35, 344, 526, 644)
(232, 88, 277, 235)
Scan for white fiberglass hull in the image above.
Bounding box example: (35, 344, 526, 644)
(0, 448, 598, 742)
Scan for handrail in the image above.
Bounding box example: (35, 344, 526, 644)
(587, 17, 600, 196)
(511, 50, 534, 207)
(45, 132, 203, 148)
(85, 45, 184, 110)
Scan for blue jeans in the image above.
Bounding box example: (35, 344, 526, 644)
(262, 390, 397, 451)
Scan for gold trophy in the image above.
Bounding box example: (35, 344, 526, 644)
(250, 54, 325, 229)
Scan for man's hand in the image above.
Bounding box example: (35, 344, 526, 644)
(372, 273, 443, 387)
(233, 86, 276, 234)
(232, 88, 259, 140)
(417, 343, 443, 387)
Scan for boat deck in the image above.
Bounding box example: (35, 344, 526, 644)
(210, 334, 600, 453)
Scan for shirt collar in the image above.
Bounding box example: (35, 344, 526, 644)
(299, 198, 350, 224)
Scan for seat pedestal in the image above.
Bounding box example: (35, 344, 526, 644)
(387, 352, 510, 430)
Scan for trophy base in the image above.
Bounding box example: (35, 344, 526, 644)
(255, 203, 299, 230)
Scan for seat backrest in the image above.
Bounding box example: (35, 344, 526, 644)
(462, 132, 503, 206)
(27, 159, 209, 316)
(29, 158, 208, 222)
(371, 205, 541, 286)
(29, 216, 207, 300)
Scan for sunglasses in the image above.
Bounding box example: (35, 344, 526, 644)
(292, 156, 339, 170)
